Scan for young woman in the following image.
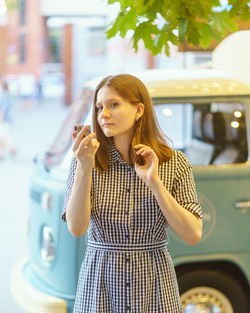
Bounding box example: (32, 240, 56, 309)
(62, 74, 202, 313)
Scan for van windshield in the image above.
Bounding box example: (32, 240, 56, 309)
(42, 87, 93, 170)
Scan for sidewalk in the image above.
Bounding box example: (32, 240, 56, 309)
(0, 97, 68, 313)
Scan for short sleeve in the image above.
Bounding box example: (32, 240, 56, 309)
(61, 157, 77, 222)
(172, 151, 202, 219)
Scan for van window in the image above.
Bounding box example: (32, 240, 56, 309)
(154, 102, 248, 166)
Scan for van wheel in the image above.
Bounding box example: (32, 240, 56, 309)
(178, 269, 250, 313)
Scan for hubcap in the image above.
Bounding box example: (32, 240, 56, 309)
(181, 286, 234, 313)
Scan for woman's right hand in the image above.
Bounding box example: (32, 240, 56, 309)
(72, 125, 100, 170)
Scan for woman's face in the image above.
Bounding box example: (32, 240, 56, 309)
(96, 86, 139, 140)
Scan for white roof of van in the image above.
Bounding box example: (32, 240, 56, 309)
(85, 69, 250, 98)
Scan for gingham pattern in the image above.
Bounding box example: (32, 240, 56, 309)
(62, 141, 202, 313)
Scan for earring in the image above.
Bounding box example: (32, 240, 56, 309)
(136, 117, 139, 122)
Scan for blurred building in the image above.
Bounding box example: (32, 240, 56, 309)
(0, 0, 124, 103)
(1, 0, 249, 105)
(0, 0, 46, 97)
(0, 0, 162, 104)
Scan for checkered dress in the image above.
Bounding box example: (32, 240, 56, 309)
(62, 142, 202, 313)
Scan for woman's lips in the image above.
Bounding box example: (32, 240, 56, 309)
(103, 123, 113, 127)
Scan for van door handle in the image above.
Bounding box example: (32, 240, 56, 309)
(234, 201, 250, 213)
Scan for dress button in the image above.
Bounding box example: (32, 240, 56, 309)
(125, 258, 130, 263)
(126, 188, 130, 193)
(126, 282, 130, 287)
(125, 234, 129, 239)
(126, 306, 131, 311)
(125, 210, 129, 215)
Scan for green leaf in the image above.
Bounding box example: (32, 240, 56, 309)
(107, 0, 119, 4)
(241, 7, 250, 22)
(162, 43, 170, 57)
(211, 11, 238, 34)
(106, 8, 137, 38)
(105, 0, 246, 56)
(186, 19, 200, 46)
(228, 0, 250, 19)
(120, 7, 137, 37)
(106, 13, 125, 38)
(198, 22, 221, 49)
(162, 24, 178, 45)
(143, 0, 156, 11)
(119, 0, 133, 11)
(142, 0, 162, 21)
(210, 0, 221, 6)
(153, 30, 176, 56)
(134, 0, 144, 14)
(228, 1, 250, 21)
(108, 0, 134, 11)
(178, 18, 188, 43)
(153, 33, 165, 55)
(198, 25, 212, 49)
(132, 22, 159, 52)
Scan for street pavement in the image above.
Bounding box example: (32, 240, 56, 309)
(0, 97, 68, 313)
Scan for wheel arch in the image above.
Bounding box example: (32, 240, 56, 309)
(175, 259, 250, 296)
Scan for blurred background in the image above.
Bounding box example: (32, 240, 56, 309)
(0, 0, 249, 312)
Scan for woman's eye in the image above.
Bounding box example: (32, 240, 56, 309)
(111, 102, 119, 108)
(97, 106, 103, 111)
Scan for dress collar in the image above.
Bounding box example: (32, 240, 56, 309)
(107, 138, 132, 166)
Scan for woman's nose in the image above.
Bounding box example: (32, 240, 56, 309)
(101, 107, 110, 119)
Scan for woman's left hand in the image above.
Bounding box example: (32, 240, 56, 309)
(134, 144, 159, 187)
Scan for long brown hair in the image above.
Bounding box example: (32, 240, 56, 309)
(92, 74, 173, 171)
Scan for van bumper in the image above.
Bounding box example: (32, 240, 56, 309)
(10, 257, 68, 313)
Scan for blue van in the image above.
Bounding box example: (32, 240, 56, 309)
(11, 69, 250, 313)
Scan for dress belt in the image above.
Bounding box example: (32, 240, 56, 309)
(87, 240, 167, 252)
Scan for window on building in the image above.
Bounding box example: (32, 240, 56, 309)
(19, 0, 26, 25)
(19, 34, 26, 64)
(47, 27, 62, 63)
(88, 27, 106, 55)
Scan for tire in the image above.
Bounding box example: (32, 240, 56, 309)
(177, 269, 250, 313)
